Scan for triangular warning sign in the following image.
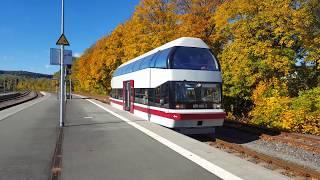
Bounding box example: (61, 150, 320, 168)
(56, 34, 70, 46)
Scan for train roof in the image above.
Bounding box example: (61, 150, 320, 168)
(119, 37, 209, 68)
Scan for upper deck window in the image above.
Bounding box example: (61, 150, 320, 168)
(171, 47, 219, 71)
(154, 48, 171, 68)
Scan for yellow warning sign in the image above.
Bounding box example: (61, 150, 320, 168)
(56, 34, 70, 46)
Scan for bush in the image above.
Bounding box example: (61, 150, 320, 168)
(291, 87, 320, 135)
(250, 80, 295, 130)
(250, 85, 320, 135)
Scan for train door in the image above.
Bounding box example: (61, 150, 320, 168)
(123, 80, 134, 112)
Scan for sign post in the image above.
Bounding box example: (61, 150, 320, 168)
(69, 78, 72, 99)
(56, 0, 70, 127)
(67, 65, 72, 99)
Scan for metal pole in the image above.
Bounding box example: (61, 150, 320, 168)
(64, 66, 67, 101)
(69, 77, 72, 99)
(59, 0, 65, 127)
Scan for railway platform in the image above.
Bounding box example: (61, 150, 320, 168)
(0, 92, 289, 179)
(62, 94, 288, 180)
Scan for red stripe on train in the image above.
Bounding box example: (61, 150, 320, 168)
(110, 99, 122, 105)
(110, 98, 226, 120)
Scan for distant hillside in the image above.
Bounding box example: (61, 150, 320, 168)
(0, 70, 52, 79)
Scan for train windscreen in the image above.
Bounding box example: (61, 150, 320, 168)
(171, 47, 219, 71)
(173, 82, 222, 109)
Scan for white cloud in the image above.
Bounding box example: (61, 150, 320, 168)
(73, 52, 82, 58)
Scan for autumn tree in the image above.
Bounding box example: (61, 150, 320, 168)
(214, 0, 320, 114)
(174, 0, 223, 52)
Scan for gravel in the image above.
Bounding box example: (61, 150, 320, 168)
(215, 127, 320, 173)
(243, 137, 320, 172)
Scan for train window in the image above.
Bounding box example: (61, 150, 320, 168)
(160, 83, 169, 108)
(140, 55, 153, 70)
(134, 89, 149, 105)
(154, 48, 171, 68)
(120, 67, 125, 75)
(127, 63, 133, 73)
(111, 88, 123, 100)
(128, 64, 133, 73)
(154, 83, 169, 108)
(118, 89, 123, 100)
(118, 67, 124, 76)
(113, 69, 120, 76)
(113, 89, 117, 98)
(148, 89, 155, 106)
(113, 49, 172, 77)
(154, 86, 161, 106)
(134, 89, 142, 104)
(110, 89, 114, 98)
(142, 89, 149, 105)
(121, 65, 125, 74)
(114, 89, 118, 99)
(171, 47, 219, 71)
(132, 60, 141, 72)
(149, 52, 160, 68)
(112, 89, 115, 98)
(174, 82, 221, 109)
(138, 57, 146, 70)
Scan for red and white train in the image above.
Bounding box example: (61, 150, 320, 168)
(110, 37, 225, 134)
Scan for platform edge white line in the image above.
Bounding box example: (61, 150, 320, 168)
(86, 98, 242, 180)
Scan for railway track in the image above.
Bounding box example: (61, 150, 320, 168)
(0, 91, 30, 102)
(203, 121, 320, 179)
(0, 91, 39, 110)
(223, 120, 320, 154)
(209, 139, 320, 179)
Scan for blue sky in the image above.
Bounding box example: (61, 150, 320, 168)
(0, 0, 140, 75)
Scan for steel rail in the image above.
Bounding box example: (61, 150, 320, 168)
(223, 120, 320, 154)
(210, 139, 320, 179)
(0, 91, 31, 102)
(0, 91, 38, 110)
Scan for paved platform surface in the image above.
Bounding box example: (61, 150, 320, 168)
(0, 93, 58, 180)
(0, 93, 289, 180)
(69, 95, 289, 180)
(62, 97, 220, 180)
(63, 95, 288, 180)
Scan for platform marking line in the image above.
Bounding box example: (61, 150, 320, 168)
(86, 98, 242, 180)
(0, 93, 51, 122)
(83, 116, 93, 119)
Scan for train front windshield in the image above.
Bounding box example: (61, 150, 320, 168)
(171, 47, 219, 71)
(173, 82, 222, 109)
